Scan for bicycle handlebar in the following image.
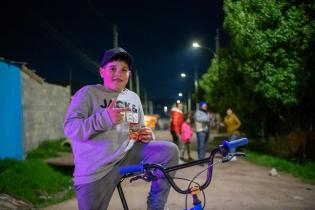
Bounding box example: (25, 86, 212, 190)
(222, 137, 248, 152)
(119, 164, 144, 174)
(119, 138, 248, 194)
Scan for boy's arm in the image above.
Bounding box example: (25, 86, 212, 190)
(63, 88, 113, 141)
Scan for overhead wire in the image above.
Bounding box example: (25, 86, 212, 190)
(25, 0, 100, 76)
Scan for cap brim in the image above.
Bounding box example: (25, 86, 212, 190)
(111, 52, 133, 68)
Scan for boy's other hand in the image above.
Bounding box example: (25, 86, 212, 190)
(106, 98, 130, 125)
(139, 126, 153, 143)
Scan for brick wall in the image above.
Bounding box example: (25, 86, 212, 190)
(21, 68, 70, 154)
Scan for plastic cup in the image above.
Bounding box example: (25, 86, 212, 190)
(128, 123, 140, 140)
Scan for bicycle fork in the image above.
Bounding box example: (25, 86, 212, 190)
(117, 181, 129, 210)
(183, 186, 203, 210)
(190, 194, 203, 210)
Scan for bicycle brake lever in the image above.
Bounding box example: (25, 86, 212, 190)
(129, 175, 143, 183)
(129, 171, 158, 183)
(143, 171, 158, 182)
(234, 152, 246, 157)
(222, 152, 246, 163)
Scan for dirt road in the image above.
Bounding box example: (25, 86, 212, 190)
(43, 130, 315, 210)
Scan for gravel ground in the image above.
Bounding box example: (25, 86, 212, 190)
(43, 130, 315, 210)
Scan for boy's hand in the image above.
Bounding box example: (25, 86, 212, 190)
(139, 126, 153, 143)
(106, 98, 130, 125)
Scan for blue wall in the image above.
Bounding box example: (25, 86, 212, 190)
(0, 61, 23, 160)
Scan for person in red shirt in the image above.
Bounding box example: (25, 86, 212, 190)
(170, 102, 184, 146)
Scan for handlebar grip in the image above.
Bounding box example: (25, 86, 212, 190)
(119, 164, 144, 175)
(223, 138, 248, 151)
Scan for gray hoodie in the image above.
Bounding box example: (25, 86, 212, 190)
(64, 84, 144, 185)
(194, 109, 210, 132)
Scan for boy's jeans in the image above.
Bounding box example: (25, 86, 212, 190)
(75, 140, 179, 210)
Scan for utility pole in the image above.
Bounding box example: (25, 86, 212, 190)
(215, 28, 220, 79)
(113, 24, 118, 48)
(128, 72, 133, 91)
(135, 70, 140, 97)
(187, 90, 191, 112)
(149, 100, 153, 114)
(215, 28, 220, 54)
(144, 89, 148, 114)
(194, 66, 198, 110)
(69, 68, 72, 95)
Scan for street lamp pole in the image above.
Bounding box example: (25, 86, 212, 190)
(194, 66, 198, 110)
(192, 42, 216, 57)
(191, 41, 218, 110)
(180, 72, 198, 111)
(187, 90, 191, 113)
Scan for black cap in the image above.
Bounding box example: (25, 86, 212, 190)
(100, 47, 132, 68)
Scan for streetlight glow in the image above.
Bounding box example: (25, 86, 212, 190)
(192, 42, 200, 48)
(178, 92, 183, 97)
(176, 100, 181, 104)
(192, 42, 216, 56)
(180, 73, 187, 78)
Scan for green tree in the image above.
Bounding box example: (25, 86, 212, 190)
(199, 0, 315, 137)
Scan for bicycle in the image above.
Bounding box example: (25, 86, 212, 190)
(118, 137, 248, 210)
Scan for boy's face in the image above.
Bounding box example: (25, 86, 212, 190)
(99, 60, 130, 92)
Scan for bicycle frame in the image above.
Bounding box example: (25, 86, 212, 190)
(118, 138, 248, 210)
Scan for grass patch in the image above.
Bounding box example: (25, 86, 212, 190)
(27, 139, 71, 160)
(245, 150, 315, 185)
(0, 139, 74, 208)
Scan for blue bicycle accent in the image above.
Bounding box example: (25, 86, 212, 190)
(222, 137, 248, 152)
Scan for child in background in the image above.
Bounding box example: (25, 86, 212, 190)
(180, 112, 194, 162)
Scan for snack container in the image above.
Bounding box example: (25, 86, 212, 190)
(128, 123, 140, 140)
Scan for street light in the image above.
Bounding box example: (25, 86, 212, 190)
(180, 72, 198, 111)
(163, 106, 168, 114)
(192, 42, 200, 48)
(177, 92, 187, 112)
(192, 42, 217, 57)
(191, 41, 218, 110)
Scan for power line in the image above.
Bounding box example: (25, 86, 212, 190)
(26, 1, 100, 76)
(86, 0, 119, 48)
(86, 0, 113, 27)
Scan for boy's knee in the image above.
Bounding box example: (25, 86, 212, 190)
(164, 141, 179, 162)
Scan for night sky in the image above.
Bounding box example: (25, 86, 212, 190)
(1, 0, 227, 111)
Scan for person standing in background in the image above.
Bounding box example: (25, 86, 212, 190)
(224, 108, 242, 161)
(180, 112, 194, 162)
(170, 102, 184, 147)
(194, 101, 210, 161)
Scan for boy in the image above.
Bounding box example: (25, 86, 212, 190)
(64, 47, 179, 210)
